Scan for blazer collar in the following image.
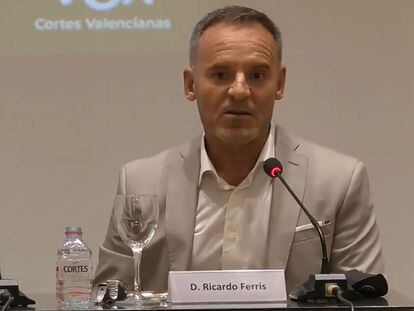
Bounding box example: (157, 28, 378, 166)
(165, 136, 201, 271)
(267, 125, 308, 269)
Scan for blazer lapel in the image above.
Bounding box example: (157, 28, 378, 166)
(267, 126, 308, 269)
(165, 137, 200, 271)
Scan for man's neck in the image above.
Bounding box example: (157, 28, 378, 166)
(205, 132, 269, 186)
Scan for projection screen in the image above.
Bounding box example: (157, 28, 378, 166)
(1, 0, 413, 298)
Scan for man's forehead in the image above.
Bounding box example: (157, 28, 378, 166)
(195, 22, 278, 65)
(199, 21, 275, 44)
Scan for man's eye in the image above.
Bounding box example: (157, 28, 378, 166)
(251, 72, 265, 80)
(212, 72, 228, 80)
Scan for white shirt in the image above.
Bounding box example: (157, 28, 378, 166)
(191, 124, 275, 270)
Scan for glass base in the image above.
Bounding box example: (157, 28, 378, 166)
(115, 291, 168, 308)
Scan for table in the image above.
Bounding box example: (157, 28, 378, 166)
(17, 290, 414, 310)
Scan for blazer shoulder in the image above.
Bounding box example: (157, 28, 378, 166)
(118, 137, 200, 192)
(123, 137, 198, 172)
(278, 126, 361, 174)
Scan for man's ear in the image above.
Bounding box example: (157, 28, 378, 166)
(183, 67, 196, 101)
(274, 65, 286, 100)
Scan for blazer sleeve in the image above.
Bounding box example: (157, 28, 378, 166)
(329, 161, 385, 274)
(93, 151, 172, 292)
(93, 166, 135, 289)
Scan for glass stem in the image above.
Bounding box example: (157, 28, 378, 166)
(133, 248, 143, 299)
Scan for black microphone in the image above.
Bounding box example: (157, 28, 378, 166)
(263, 158, 330, 274)
(263, 158, 347, 300)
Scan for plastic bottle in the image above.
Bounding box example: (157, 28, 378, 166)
(56, 226, 93, 307)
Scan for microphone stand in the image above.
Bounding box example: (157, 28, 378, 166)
(0, 278, 35, 309)
(274, 172, 348, 300)
(276, 172, 330, 275)
(264, 158, 387, 302)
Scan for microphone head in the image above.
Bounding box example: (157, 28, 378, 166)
(263, 158, 283, 178)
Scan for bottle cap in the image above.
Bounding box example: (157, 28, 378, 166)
(65, 226, 82, 234)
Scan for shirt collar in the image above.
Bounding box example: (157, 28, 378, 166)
(199, 123, 276, 187)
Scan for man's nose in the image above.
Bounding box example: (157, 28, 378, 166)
(228, 72, 251, 100)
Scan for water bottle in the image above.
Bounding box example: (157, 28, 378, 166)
(56, 226, 93, 307)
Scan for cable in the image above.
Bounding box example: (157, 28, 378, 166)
(336, 290, 355, 311)
(327, 285, 355, 311)
(1, 295, 14, 311)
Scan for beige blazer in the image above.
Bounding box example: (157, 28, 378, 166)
(94, 125, 384, 293)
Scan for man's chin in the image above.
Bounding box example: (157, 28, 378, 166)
(215, 128, 261, 146)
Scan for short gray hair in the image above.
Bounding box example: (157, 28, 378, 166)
(189, 6, 283, 65)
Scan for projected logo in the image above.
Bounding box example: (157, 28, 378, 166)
(35, 0, 169, 32)
(59, 0, 154, 11)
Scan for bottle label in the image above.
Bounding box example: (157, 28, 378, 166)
(57, 258, 92, 281)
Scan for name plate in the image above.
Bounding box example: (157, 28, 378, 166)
(168, 270, 286, 304)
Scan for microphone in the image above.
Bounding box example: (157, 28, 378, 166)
(263, 158, 329, 274)
(263, 158, 347, 300)
(263, 157, 388, 301)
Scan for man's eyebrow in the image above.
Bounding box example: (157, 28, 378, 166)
(205, 63, 231, 71)
(251, 63, 272, 70)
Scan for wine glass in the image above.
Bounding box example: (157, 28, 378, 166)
(113, 194, 158, 304)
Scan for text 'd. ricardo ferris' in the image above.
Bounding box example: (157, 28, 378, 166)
(190, 281, 268, 292)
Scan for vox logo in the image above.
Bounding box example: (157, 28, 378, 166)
(59, 0, 154, 12)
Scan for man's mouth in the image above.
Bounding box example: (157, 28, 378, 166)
(224, 110, 252, 115)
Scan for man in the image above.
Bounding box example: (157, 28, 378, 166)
(94, 6, 384, 293)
